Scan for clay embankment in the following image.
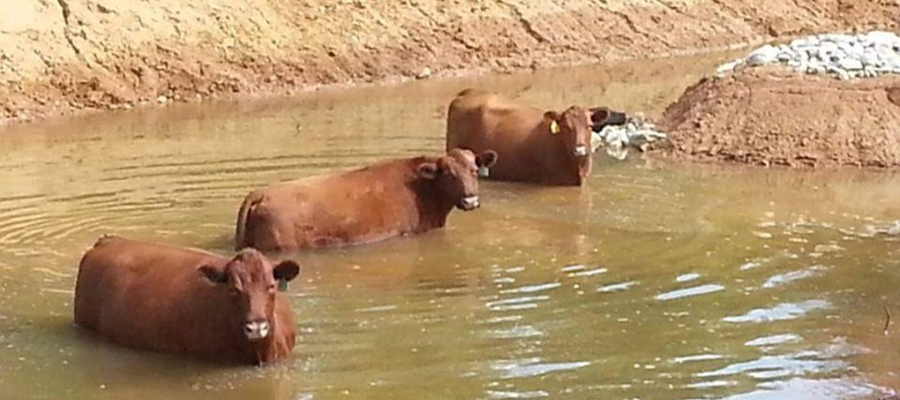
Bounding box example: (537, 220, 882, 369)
(1, 0, 896, 125)
(657, 31, 900, 168)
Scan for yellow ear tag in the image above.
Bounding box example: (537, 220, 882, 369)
(550, 120, 560, 135)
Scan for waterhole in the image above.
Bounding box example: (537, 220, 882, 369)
(1, 52, 899, 400)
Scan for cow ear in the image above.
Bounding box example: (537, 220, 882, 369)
(417, 162, 439, 180)
(476, 150, 498, 168)
(544, 111, 562, 135)
(199, 264, 228, 284)
(273, 260, 300, 282)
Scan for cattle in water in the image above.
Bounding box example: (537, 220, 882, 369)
(234, 148, 498, 252)
(446, 88, 626, 186)
(73, 235, 300, 365)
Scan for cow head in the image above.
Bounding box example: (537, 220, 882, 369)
(417, 148, 498, 211)
(544, 106, 593, 177)
(198, 249, 300, 342)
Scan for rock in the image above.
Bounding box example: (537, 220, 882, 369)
(716, 60, 741, 76)
(864, 31, 900, 46)
(746, 54, 769, 66)
(720, 31, 900, 80)
(861, 52, 880, 67)
(807, 64, 824, 74)
(156, 95, 168, 104)
(606, 146, 628, 160)
(826, 65, 850, 80)
(873, 44, 894, 57)
(790, 37, 820, 48)
(837, 58, 864, 71)
(819, 33, 855, 44)
(416, 67, 432, 79)
(746, 45, 779, 66)
(594, 115, 667, 160)
(883, 54, 900, 68)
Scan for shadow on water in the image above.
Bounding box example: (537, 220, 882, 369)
(1, 50, 900, 400)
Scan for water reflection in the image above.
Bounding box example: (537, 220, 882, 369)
(656, 284, 726, 301)
(723, 378, 879, 400)
(696, 352, 847, 379)
(763, 266, 829, 289)
(597, 281, 638, 293)
(723, 301, 832, 324)
(745, 334, 803, 348)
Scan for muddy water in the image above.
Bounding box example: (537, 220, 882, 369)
(2, 53, 900, 400)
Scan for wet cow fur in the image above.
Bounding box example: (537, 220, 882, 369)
(446, 88, 623, 186)
(234, 148, 498, 252)
(73, 235, 300, 365)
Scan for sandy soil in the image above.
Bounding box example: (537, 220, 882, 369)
(657, 65, 900, 168)
(1, 0, 897, 125)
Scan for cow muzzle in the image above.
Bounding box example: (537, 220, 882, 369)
(574, 145, 589, 157)
(458, 195, 480, 211)
(244, 320, 270, 340)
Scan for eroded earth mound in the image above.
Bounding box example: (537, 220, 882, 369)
(657, 66, 900, 168)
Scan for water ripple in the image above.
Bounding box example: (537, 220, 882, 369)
(569, 268, 607, 277)
(355, 305, 398, 313)
(597, 281, 638, 293)
(745, 334, 803, 347)
(484, 325, 544, 340)
(685, 379, 737, 389)
(696, 353, 846, 378)
(672, 354, 726, 364)
(723, 378, 877, 400)
(499, 282, 561, 294)
(486, 390, 549, 399)
(492, 359, 591, 379)
(762, 266, 828, 289)
(487, 296, 549, 311)
(723, 300, 831, 323)
(655, 284, 725, 301)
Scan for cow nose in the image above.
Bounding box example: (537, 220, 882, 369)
(244, 320, 270, 340)
(460, 195, 480, 210)
(574, 145, 589, 157)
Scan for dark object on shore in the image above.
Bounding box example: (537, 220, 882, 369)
(590, 107, 627, 132)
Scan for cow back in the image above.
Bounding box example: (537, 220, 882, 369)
(446, 90, 579, 185)
(74, 236, 296, 363)
(240, 158, 433, 251)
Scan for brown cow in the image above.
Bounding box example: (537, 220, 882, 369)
(234, 148, 498, 252)
(73, 235, 300, 365)
(446, 88, 625, 186)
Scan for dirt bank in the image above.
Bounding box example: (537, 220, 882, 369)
(1, 0, 897, 125)
(656, 66, 900, 168)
